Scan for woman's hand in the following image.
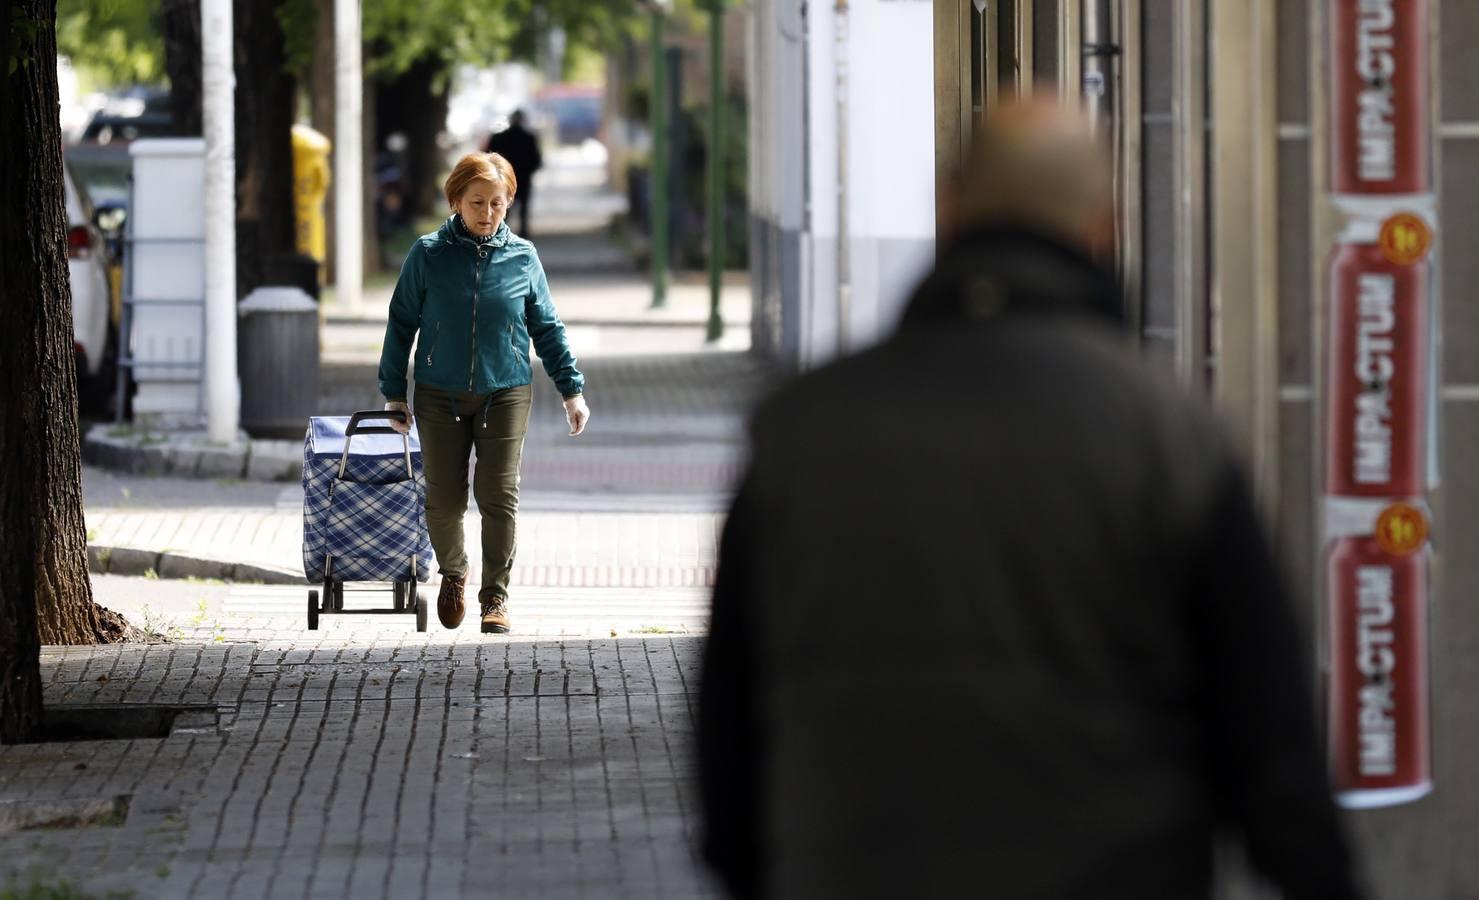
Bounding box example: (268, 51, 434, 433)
(384, 400, 413, 434)
(564, 395, 589, 436)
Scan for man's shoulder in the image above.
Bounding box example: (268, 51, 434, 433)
(750, 322, 1231, 465)
(746, 344, 900, 436)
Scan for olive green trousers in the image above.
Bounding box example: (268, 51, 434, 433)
(413, 382, 532, 605)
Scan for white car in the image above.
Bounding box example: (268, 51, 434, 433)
(64, 160, 117, 410)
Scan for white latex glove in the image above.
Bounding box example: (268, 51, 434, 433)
(384, 400, 412, 434)
(564, 395, 589, 436)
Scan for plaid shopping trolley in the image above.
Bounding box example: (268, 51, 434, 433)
(302, 410, 434, 631)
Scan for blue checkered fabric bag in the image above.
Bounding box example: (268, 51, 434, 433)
(302, 416, 433, 583)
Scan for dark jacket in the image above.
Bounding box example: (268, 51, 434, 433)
(699, 228, 1362, 900)
(485, 122, 543, 185)
(377, 216, 583, 401)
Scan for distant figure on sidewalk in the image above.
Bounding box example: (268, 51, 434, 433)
(485, 110, 544, 238)
(698, 100, 1364, 900)
(378, 152, 589, 636)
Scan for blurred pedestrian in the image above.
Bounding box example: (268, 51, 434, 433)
(485, 110, 544, 238)
(698, 100, 1363, 899)
(378, 152, 589, 635)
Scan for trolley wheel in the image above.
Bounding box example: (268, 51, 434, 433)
(308, 590, 320, 630)
(415, 591, 429, 633)
(333, 581, 345, 611)
(392, 581, 406, 611)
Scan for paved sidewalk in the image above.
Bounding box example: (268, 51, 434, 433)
(85, 346, 766, 593)
(2, 632, 718, 898)
(85, 476, 727, 592)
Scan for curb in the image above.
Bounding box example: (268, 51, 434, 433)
(83, 425, 302, 483)
(89, 545, 304, 585)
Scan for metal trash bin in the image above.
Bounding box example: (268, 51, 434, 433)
(239, 286, 320, 439)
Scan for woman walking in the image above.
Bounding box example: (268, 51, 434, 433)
(378, 152, 588, 634)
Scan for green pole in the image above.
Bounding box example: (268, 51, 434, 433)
(650, 7, 669, 309)
(705, 0, 726, 341)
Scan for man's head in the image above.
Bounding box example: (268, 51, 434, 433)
(511, 109, 526, 128)
(941, 98, 1114, 256)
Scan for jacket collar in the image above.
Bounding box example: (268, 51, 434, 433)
(441, 215, 511, 249)
(900, 225, 1123, 328)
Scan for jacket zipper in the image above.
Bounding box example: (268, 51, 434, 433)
(424, 322, 441, 365)
(509, 323, 521, 361)
(470, 248, 483, 390)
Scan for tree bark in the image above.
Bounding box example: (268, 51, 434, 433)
(376, 57, 450, 222)
(363, 67, 379, 275)
(235, 0, 298, 298)
(1, 0, 128, 744)
(161, 0, 204, 136)
(308, 0, 335, 282)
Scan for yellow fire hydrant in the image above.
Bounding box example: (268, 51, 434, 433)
(291, 124, 331, 272)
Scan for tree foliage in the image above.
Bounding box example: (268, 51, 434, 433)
(53, 0, 657, 92)
(55, 0, 161, 85)
(360, 0, 648, 80)
(354, 0, 660, 92)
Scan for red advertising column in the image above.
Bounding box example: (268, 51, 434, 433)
(1324, 229, 1430, 499)
(1327, 535, 1432, 806)
(1330, 0, 1429, 197)
(1323, 0, 1435, 810)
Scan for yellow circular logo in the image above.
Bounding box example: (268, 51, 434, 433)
(1379, 213, 1433, 266)
(1376, 502, 1429, 556)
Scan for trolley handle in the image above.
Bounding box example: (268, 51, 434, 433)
(337, 409, 415, 480)
(345, 409, 407, 436)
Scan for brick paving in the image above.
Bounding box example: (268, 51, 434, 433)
(2, 634, 716, 898)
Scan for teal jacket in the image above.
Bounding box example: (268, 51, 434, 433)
(378, 216, 585, 401)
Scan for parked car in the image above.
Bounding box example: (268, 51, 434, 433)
(67, 89, 175, 210)
(64, 159, 120, 413)
(78, 89, 174, 145)
(534, 84, 603, 146)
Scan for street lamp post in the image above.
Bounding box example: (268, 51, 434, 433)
(649, 0, 672, 309)
(706, 0, 726, 342)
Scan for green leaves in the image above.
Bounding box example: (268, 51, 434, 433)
(55, 0, 162, 86)
(47, 0, 659, 91)
(275, 0, 317, 77)
(362, 0, 647, 78)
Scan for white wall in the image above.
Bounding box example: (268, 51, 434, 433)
(802, 0, 840, 369)
(747, 0, 936, 369)
(843, 0, 937, 348)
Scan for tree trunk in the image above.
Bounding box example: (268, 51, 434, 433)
(0, 0, 129, 744)
(308, 0, 335, 282)
(376, 57, 449, 222)
(161, 0, 203, 136)
(235, 0, 298, 299)
(363, 68, 379, 276)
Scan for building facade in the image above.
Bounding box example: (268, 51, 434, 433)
(748, 1, 1478, 894)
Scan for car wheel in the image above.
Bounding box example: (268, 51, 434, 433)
(78, 325, 119, 417)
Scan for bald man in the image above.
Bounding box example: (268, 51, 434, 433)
(698, 101, 1363, 899)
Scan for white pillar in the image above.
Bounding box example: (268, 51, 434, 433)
(334, 0, 363, 315)
(834, 0, 851, 355)
(202, 0, 238, 443)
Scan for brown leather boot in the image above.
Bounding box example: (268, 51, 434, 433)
(436, 574, 467, 629)
(480, 595, 511, 634)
